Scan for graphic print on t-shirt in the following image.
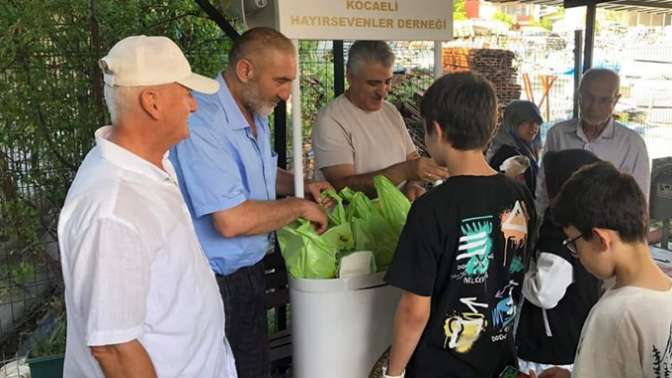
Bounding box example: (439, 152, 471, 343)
(500, 200, 529, 266)
(509, 255, 524, 274)
(652, 322, 672, 377)
(491, 280, 519, 334)
(441, 197, 530, 356)
(452, 216, 494, 285)
(443, 297, 489, 353)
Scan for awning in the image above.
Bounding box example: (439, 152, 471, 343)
(487, 0, 672, 15)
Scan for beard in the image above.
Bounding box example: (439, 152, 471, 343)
(241, 81, 279, 117)
(579, 109, 611, 127)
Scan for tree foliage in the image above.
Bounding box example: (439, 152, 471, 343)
(453, 0, 467, 21)
(0, 1, 232, 241)
(0, 2, 236, 327)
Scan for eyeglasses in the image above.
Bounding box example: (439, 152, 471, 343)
(562, 233, 585, 257)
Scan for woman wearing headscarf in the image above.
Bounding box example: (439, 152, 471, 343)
(487, 100, 543, 196)
(515, 149, 604, 376)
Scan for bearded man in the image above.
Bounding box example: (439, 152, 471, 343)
(169, 27, 332, 378)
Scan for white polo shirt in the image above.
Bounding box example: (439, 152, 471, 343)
(58, 127, 236, 377)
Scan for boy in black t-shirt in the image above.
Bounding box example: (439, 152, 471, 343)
(383, 72, 536, 378)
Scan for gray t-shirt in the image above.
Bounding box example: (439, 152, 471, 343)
(311, 94, 416, 180)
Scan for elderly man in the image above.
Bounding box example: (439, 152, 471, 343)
(58, 36, 236, 377)
(535, 68, 650, 216)
(169, 27, 331, 377)
(312, 40, 449, 200)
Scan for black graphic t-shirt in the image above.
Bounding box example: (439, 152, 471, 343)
(385, 174, 536, 378)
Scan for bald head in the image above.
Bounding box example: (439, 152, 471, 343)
(579, 68, 620, 96)
(227, 27, 295, 69)
(578, 68, 621, 126)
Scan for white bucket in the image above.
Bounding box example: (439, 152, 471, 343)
(289, 271, 401, 378)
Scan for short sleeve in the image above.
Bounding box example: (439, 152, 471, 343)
(573, 310, 642, 378)
(68, 219, 152, 346)
(311, 108, 355, 170)
(385, 203, 441, 296)
(172, 125, 246, 217)
(393, 109, 417, 156)
(628, 136, 650, 202)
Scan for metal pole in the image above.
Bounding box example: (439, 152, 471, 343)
(434, 41, 443, 79)
(334, 40, 345, 96)
(573, 29, 583, 119)
(664, 219, 670, 249)
(274, 103, 287, 169)
(583, 3, 596, 73)
(291, 40, 304, 198)
(193, 0, 240, 41)
(194, 1, 296, 167)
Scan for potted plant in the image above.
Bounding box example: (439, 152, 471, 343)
(27, 314, 65, 378)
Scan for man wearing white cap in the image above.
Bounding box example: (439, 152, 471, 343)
(58, 35, 237, 377)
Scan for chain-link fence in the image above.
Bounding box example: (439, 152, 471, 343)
(0, 1, 233, 369)
(291, 40, 436, 177)
(342, 30, 672, 165)
(442, 30, 672, 161)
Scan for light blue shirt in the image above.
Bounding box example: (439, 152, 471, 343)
(170, 74, 278, 276)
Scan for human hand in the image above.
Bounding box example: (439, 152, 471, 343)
(298, 199, 328, 234)
(403, 182, 426, 202)
(500, 155, 530, 178)
(305, 180, 335, 208)
(405, 158, 449, 183)
(534, 367, 571, 378)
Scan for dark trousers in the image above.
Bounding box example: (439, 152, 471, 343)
(216, 260, 270, 378)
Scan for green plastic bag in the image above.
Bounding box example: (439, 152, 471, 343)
(351, 212, 398, 269)
(346, 176, 411, 270)
(374, 175, 411, 237)
(322, 189, 347, 226)
(322, 222, 355, 255)
(278, 176, 410, 277)
(277, 220, 338, 279)
(372, 176, 411, 269)
(340, 187, 375, 220)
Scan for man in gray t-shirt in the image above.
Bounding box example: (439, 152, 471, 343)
(312, 41, 448, 201)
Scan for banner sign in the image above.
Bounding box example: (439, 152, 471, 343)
(276, 0, 453, 41)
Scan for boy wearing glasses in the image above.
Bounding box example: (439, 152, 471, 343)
(382, 72, 536, 378)
(534, 161, 672, 378)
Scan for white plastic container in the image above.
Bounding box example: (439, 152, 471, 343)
(289, 271, 401, 378)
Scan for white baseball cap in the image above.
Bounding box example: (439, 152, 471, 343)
(99, 35, 219, 94)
